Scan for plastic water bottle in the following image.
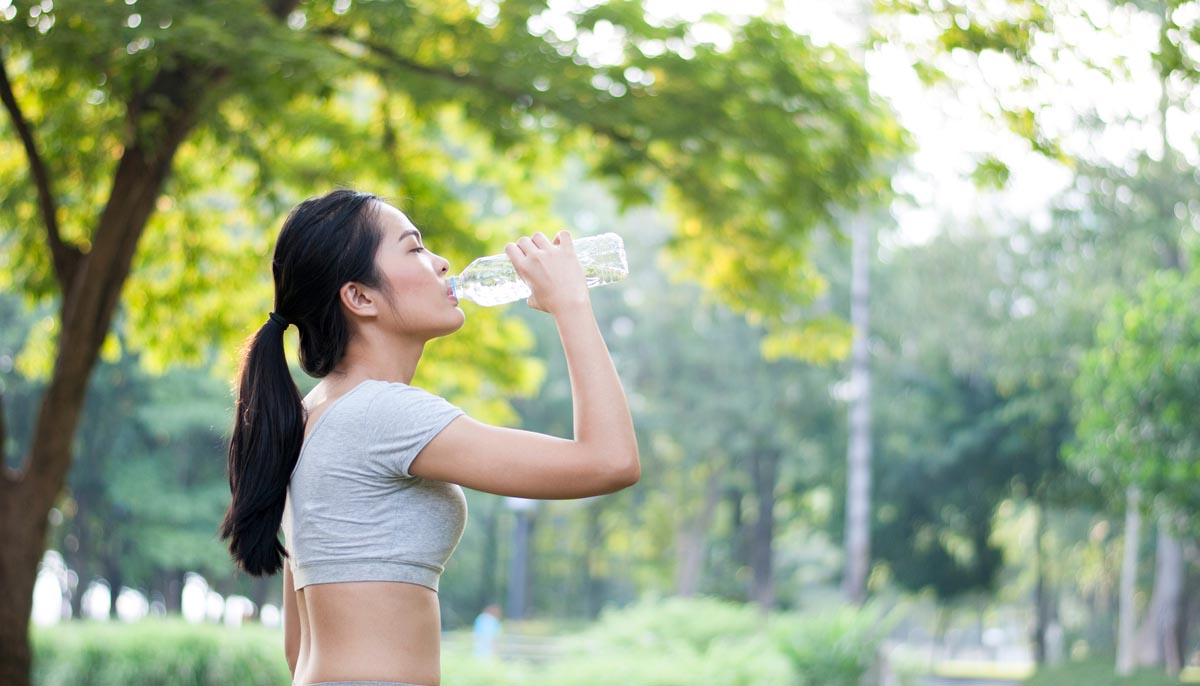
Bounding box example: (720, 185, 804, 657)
(450, 233, 629, 306)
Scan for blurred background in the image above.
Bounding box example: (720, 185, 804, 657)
(1, 0, 1198, 685)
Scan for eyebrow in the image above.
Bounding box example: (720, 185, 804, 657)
(398, 229, 422, 244)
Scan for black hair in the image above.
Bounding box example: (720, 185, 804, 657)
(220, 189, 387, 576)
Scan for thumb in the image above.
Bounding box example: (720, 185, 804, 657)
(526, 293, 548, 313)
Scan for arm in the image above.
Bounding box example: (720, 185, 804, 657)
(283, 564, 300, 677)
(411, 231, 639, 498)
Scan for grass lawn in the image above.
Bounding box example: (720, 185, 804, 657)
(1025, 657, 1195, 686)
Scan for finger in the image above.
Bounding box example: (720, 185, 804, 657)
(504, 242, 525, 262)
(555, 230, 574, 250)
(531, 232, 553, 249)
(516, 236, 536, 255)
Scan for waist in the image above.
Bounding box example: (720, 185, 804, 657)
(299, 581, 442, 686)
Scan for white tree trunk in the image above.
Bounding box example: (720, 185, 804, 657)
(843, 216, 872, 605)
(1117, 486, 1141, 675)
(1134, 517, 1185, 675)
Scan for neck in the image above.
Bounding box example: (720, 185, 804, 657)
(330, 326, 425, 387)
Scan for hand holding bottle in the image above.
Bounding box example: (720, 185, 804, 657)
(504, 231, 591, 315)
(450, 233, 629, 308)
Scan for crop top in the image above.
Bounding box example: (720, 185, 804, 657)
(280, 379, 466, 591)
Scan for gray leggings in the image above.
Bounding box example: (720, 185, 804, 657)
(303, 682, 426, 686)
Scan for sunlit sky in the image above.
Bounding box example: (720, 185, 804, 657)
(540, 0, 1194, 248)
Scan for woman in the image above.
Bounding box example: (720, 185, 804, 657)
(220, 189, 640, 686)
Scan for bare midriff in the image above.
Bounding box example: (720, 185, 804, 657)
(291, 580, 442, 686)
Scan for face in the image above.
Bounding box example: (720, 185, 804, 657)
(352, 202, 465, 339)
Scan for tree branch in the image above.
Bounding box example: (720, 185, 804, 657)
(314, 27, 666, 173)
(0, 52, 85, 293)
(24, 55, 231, 511)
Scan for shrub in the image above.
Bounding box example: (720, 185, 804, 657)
(32, 619, 290, 686)
(33, 598, 891, 686)
(441, 596, 830, 686)
(772, 605, 892, 686)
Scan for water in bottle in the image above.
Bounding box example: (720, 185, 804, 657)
(450, 233, 629, 307)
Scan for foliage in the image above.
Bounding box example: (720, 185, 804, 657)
(2, 10, 903, 681)
(868, 230, 1078, 600)
(874, 0, 1200, 172)
(1071, 263, 1200, 533)
(31, 619, 289, 686)
(0, 0, 905, 387)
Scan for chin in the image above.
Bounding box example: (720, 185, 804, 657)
(439, 310, 467, 337)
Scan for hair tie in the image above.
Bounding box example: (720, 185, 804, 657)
(268, 311, 290, 330)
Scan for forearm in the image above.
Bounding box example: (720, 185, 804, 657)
(553, 304, 638, 462)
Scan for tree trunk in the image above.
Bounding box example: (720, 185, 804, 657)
(505, 508, 535, 620)
(61, 513, 88, 621)
(1184, 545, 1199, 665)
(164, 568, 184, 615)
(1032, 502, 1045, 663)
(583, 501, 604, 619)
(478, 497, 500, 613)
(1117, 486, 1141, 675)
(843, 215, 873, 606)
(0, 489, 45, 686)
(68, 572, 85, 621)
(0, 1, 301, 678)
(104, 555, 124, 621)
(1032, 499, 1058, 664)
(728, 486, 749, 572)
(250, 574, 272, 617)
(674, 469, 721, 597)
(152, 567, 181, 616)
(1134, 518, 1186, 676)
(0, 65, 233, 686)
(749, 449, 779, 610)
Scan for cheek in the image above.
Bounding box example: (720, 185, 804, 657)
(386, 261, 435, 293)
(384, 264, 445, 317)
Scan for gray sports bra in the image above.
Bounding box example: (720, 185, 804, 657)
(281, 380, 466, 591)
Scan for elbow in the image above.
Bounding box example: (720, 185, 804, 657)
(610, 447, 640, 490)
(622, 460, 641, 488)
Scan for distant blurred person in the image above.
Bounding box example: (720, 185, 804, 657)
(473, 604, 503, 658)
(219, 189, 639, 686)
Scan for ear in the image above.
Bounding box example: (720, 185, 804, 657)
(339, 281, 380, 320)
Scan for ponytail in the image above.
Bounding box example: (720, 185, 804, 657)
(220, 315, 305, 576)
(219, 188, 383, 576)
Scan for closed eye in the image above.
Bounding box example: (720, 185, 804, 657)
(410, 246, 427, 253)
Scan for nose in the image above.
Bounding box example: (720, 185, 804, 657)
(437, 254, 450, 275)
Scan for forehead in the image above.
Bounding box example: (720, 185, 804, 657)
(375, 202, 420, 238)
